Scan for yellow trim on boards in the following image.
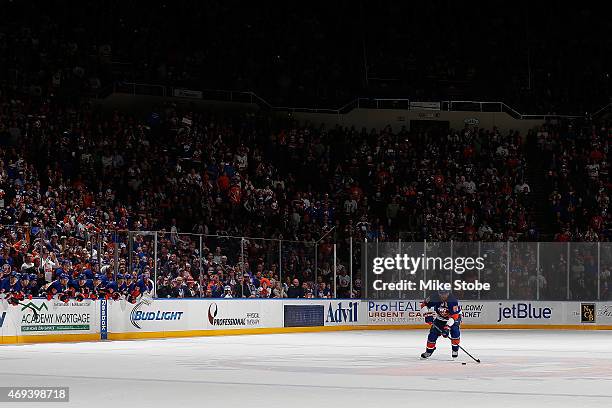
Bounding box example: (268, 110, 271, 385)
(2, 324, 612, 344)
(0, 333, 100, 345)
(462, 324, 612, 330)
(107, 323, 612, 341)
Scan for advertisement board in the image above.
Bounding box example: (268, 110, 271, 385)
(409, 101, 441, 111)
(107, 298, 282, 334)
(283, 300, 361, 326)
(0, 298, 611, 344)
(365, 300, 426, 325)
(205, 300, 278, 329)
(571, 302, 612, 325)
(284, 305, 324, 327)
(323, 300, 360, 326)
(172, 88, 203, 99)
(0, 299, 98, 336)
(362, 300, 595, 327)
(0, 299, 99, 342)
(595, 304, 612, 323)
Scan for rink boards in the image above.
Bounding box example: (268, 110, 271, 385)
(0, 299, 611, 344)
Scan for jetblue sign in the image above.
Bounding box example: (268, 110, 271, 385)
(497, 303, 552, 322)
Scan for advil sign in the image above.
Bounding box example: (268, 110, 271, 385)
(326, 302, 358, 323)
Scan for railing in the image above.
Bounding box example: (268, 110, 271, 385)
(591, 102, 612, 119)
(108, 81, 610, 121)
(5, 224, 610, 302)
(363, 241, 611, 301)
(0, 225, 351, 299)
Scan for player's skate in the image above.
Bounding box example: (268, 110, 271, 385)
(452, 350, 459, 358)
(420, 351, 434, 359)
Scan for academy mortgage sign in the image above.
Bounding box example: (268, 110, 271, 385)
(19, 300, 96, 334)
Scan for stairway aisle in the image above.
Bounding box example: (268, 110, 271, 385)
(524, 131, 555, 240)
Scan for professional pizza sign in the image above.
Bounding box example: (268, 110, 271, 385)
(206, 302, 261, 327)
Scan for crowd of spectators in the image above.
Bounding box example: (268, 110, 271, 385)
(538, 123, 611, 242)
(1, 1, 611, 301)
(0, 0, 609, 307)
(0, 75, 610, 301)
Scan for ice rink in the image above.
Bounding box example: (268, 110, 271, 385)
(1, 330, 611, 408)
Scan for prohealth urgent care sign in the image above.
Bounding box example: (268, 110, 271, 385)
(365, 300, 426, 325)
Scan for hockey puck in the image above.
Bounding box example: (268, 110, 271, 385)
(462, 362, 467, 365)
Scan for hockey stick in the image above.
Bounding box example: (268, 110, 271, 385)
(432, 322, 481, 363)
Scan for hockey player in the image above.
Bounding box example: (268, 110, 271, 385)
(45, 273, 71, 301)
(104, 274, 120, 300)
(2, 272, 25, 306)
(124, 273, 138, 291)
(18, 274, 31, 296)
(122, 273, 141, 304)
(114, 274, 125, 293)
(1, 271, 22, 294)
(420, 290, 462, 359)
(25, 273, 39, 297)
(118, 273, 133, 296)
(72, 274, 93, 300)
(90, 274, 106, 299)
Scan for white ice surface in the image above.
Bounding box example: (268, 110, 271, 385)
(0, 330, 611, 408)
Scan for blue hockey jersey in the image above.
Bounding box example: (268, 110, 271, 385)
(424, 297, 462, 323)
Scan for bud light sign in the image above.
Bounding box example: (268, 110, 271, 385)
(130, 298, 184, 329)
